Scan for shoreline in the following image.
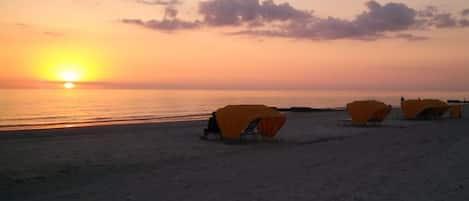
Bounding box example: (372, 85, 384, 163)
(0, 114, 211, 132)
(0, 107, 344, 132)
(0, 119, 209, 139)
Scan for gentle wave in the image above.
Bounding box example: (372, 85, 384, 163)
(0, 116, 72, 121)
(0, 113, 211, 130)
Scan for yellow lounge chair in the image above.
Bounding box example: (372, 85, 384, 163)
(214, 105, 286, 141)
(401, 99, 449, 120)
(346, 100, 392, 126)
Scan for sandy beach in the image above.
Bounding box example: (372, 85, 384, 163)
(1, 108, 468, 201)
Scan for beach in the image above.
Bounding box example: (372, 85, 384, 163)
(1, 108, 468, 201)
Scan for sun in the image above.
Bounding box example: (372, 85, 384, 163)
(61, 71, 78, 89)
(33, 46, 106, 84)
(64, 82, 75, 89)
(61, 71, 79, 82)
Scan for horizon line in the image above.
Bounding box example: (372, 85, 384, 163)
(1, 80, 469, 92)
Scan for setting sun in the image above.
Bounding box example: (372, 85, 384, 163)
(61, 71, 79, 82)
(31, 46, 106, 84)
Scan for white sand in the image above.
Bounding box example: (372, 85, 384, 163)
(1, 107, 468, 201)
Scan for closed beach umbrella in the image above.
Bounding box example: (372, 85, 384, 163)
(346, 100, 392, 125)
(215, 105, 286, 140)
(401, 99, 449, 119)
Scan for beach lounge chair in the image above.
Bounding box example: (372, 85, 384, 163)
(201, 115, 260, 140)
(346, 100, 392, 126)
(201, 105, 286, 142)
(242, 118, 261, 136)
(401, 98, 449, 120)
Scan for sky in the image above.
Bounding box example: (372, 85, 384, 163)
(1, 0, 469, 90)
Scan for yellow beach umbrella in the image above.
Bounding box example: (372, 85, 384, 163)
(215, 105, 286, 140)
(346, 100, 392, 125)
(401, 99, 449, 120)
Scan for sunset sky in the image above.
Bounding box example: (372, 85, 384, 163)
(1, 0, 469, 90)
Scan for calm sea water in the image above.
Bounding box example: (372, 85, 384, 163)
(1, 89, 467, 131)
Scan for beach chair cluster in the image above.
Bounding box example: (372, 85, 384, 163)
(202, 98, 463, 143)
(346, 98, 462, 126)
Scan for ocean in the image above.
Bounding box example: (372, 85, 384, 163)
(1, 89, 467, 131)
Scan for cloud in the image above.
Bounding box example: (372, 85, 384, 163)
(233, 1, 420, 40)
(462, 9, 469, 16)
(198, 0, 311, 26)
(123, 0, 199, 31)
(418, 6, 437, 18)
(460, 19, 469, 27)
(232, 1, 468, 40)
(122, 18, 199, 31)
(124, 0, 468, 41)
(164, 6, 178, 18)
(124, 0, 311, 32)
(355, 1, 418, 32)
(259, 0, 312, 21)
(418, 6, 459, 28)
(136, 0, 180, 6)
(394, 33, 428, 41)
(427, 13, 458, 28)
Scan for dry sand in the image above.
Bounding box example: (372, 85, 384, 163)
(1, 108, 469, 201)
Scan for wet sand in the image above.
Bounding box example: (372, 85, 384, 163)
(1, 108, 468, 201)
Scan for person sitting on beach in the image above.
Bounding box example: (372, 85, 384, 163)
(201, 112, 220, 140)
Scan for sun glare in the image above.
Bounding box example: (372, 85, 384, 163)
(64, 82, 75, 89)
(61, 71, 79, 82)
(33, 47, 106, 84)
